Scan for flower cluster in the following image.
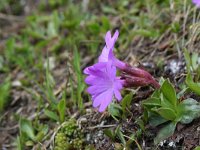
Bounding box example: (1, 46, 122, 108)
(84, 30, 160, 112)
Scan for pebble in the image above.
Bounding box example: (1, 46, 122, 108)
(168, 141, 176, 147)
(168, 60, 182, 74)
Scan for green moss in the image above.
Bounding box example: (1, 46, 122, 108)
(54, 119, 84, 150)
(54, 133, 70, 150)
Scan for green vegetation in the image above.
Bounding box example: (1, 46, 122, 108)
(54, 119, 84, 150)
(0, 0, 200, 149)
(143, 79, 200, 144)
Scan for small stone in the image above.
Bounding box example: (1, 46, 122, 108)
(159, 141, 164, 147)
(12, 80, 22, 87)
(86, 133, 91, 141)
(168, 141, 176, 147)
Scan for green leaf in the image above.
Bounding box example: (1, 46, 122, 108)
(73, 46, 84, 109)
(101, 16, 110, 32)
(151, 90, 160, 98)
(44, 109, 59, 121)
(154, 122, 177, 144)
(155, 107, 177, 121)
(142, 97, 161, 108)
(192, 53, 199, 70)
(47, 21, 57, 37)
(159, 77, 165, 86)
(104, 129, 115, 141)
(121, 93, 133, 112)
(57, 92, 66, 123)
(35, 125, 49, 142)
(126, 134, 136, 146)
(20, 118, 35, 141)
(186, 73, 200, 95)
(149, 113, 167, 127)
(0, 78, 11, 111)
(161, 79, 177, 107)
(17, 136, 23, 150)
(178, 98, 200, 124)
(135, 118, 145, 131)
(87, 22, 100, 34)
(115, 126, 126, 145)
(132, 29, 159, 38)
(177, 87, 189, 99)
(194, 146, 200, 150)
(108, 103, 122, 120)
(102, 6, 118, 14)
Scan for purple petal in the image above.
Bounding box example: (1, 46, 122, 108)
(113, 30, 119, 42)
(105, 31, 112, 48)
(108, 50, 126, 70)
(193, 0, 200, 7)
(106, 61, 116, 79)
(98, 30, 119, 63)
(98, 46, 109, 62)
(87, 85, 109, 95)
(83, 67, 90, 74)
(114, 80, 123, 90)
(105, 30, 119, 49)
(114, 89, 122, 101)
(85, 76, 96, 85)
(92, 91, 108, 108)
(98, 89, 113, 112)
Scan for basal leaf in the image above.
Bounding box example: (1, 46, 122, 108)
(178, 98, 200, 124)
(142, 97, 161, 108)
(121, 93, 133, 111)
(155, 107, 177, 121)
(154, 122, 177, 144)
(149, 113, 167, 127)
(161, 79, 177, 107)
(108, 103, 122, 120)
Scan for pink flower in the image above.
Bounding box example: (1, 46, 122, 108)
(84, 61, 124, 112)
(193, 0, 200, 7)
(84, 30, 160, 112)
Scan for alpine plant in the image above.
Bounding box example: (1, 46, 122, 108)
(84, 30, 160, 112)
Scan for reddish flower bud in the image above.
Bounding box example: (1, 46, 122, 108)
(122, 65, 160, 89)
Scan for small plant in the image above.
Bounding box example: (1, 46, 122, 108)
(84, 30, 159, 112)
(17, 118, 49, 149)
(54, 119, 84, 150)
(104, 125, 142, 150)
(0, 78, 11, 112)
(72, 47, 85, 110)
(184, 49, 200, 95)
(143, 79, 200, 144)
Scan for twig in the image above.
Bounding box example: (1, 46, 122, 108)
(0, 13, 24, 22)
(0, 125, 18, 131)
(87, 124, 116, 130)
